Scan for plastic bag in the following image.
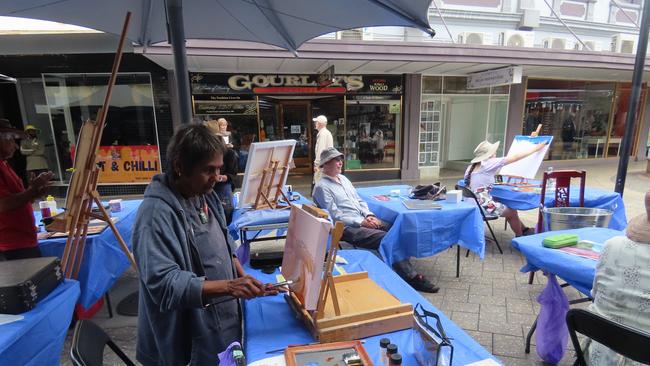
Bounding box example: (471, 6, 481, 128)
(535, 273, 569, 364)
(218, 341, 245, 366)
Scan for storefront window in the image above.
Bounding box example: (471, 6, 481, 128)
(524, 80, 619, 160)
(42, 73, 160, 184)
(420, 76, 510, 167)
(609, 83, 647, 157)
(419, 96, 442, 166)
(345, 98, 401, 170)
(190, 73, 402, 173)
(193, 95, 258, 171)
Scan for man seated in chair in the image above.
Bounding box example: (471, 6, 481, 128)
(312, 147, 439, 293)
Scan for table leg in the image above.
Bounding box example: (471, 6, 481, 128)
(456, 245, 460, 278)
(525, 316, 538, 354)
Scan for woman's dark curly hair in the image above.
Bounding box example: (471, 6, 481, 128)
(166, 123, 226, 178)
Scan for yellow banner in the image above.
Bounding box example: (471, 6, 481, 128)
(96, 145, 161, 183)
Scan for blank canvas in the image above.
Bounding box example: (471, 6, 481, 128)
(499, 135, 553, 179)
(281, 205, 332, 310)
(238, 140, 296, 208)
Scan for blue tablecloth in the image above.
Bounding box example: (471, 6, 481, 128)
(356, 185, 485, 265)
(489, 184, 627, 230)
(244, 250, 500, 365)
(511, 227, 623, 297)
(0, 279, 80, 366)
(35, 200, 140, 310)
(228, 193, 312, 241)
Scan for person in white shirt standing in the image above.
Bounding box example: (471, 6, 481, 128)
(312, 115, 333, 185)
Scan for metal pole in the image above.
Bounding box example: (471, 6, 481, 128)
(166, 0, 193, 124)
(615, 0, 650, 195)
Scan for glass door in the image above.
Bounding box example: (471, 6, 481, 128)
(279, 101, 312, 174)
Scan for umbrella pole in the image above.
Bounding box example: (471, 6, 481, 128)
(614, 0, 650, 196)
(167, 0, 193, 124)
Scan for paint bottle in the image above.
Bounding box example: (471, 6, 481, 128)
(386, 344, 398, 365)
(389, 353, 402, 365)
(379, 338, 390, 365)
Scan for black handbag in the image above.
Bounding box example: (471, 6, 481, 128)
(411, 183, 447, 201)
(0, 257, 63, 314)
(413, 303, 454, 366)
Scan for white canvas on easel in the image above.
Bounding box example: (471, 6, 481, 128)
(499, 135, 553, 179)
(238, 140, 296, 209)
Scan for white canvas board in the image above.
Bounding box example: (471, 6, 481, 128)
(281, 205, 332, 310)
(499, 135, 553, 179)
(238, 140, 296, 208)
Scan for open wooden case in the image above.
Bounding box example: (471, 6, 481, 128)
(284, 205, 413, 343)
(284, 340, 373, 366)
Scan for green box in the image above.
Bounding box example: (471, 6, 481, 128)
(543, 234, 579, 249)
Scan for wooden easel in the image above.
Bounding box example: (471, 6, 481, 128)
(253, 159, 292, 210)
(46, 13, 136, 279)
(286, 205, 413, 342)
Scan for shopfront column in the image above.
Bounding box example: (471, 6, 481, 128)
(402, 74, 421, 180)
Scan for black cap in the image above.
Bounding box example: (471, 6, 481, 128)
(379, 338, 390, 348)
(390, 353, 402, 365)
(386, 344, 398, 354)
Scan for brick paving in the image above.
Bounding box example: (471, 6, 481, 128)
(59, 160, 648, 365)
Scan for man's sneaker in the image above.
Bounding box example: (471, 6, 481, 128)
(406, 274, 440, 293)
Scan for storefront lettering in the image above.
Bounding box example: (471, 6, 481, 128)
(228, 74, 364, 91)
(123, 161, 159, 172)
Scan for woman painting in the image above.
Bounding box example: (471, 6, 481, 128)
(132, 124, 275, 365)
(464, 140, 547, 236)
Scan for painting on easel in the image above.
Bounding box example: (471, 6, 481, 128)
(281, 205, 331, 310)
(499, 135, 553, 180)
(238, 140, 296, 209)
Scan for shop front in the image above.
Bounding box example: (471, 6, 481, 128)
(190, 73, 404, 182)
(418, 75, 511, 176)
(523, 79, 647, 161)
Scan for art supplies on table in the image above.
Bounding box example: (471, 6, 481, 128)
(373, 195, 391, 202)
(542, 234, 579, 249)
(283, 205, 412, 342)
(283, 340, 372, 366)
(445, 190, 462, 204)
(402, 200, 442, 210)
(109, 199, 123, 212)
(558, 246, 601, 261)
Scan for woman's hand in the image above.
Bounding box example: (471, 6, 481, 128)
(227, 275, 265, 299)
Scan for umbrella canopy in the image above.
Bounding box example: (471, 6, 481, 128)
(1, 0, 435, 121)
(0, 0, 434, 53)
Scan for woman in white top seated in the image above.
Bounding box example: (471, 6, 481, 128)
(583, 190, 650, 366)
(464, 140, 546, 236)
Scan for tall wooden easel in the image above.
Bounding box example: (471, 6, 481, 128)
(46, 13, 136, 279)
(253, 159, 292, 210)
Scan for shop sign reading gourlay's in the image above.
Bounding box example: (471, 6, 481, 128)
(96, 145, 161, 183)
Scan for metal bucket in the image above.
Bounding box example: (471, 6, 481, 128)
(543, 207, 613, 231)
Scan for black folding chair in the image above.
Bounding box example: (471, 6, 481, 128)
(70, 320, 135, 366)
(566, 308, 650, 366)
(458, 186, 503, 255)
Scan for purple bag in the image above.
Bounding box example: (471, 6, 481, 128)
(535, 273, 569, 364)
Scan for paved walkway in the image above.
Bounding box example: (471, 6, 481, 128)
(60, 160, 649, 365)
